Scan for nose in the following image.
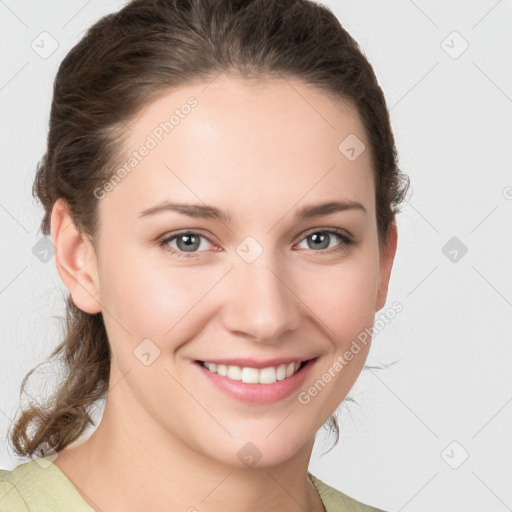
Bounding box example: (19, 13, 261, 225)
(220, 255, 302, 344)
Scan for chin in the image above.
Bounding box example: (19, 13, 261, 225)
(198, 430, 312, 470)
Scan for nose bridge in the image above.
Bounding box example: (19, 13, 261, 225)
(222, 243, 301, 343)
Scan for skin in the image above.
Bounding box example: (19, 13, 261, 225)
(50, 75, 397, 512)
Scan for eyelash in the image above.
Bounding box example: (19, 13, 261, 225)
(157, 228, 354, 259)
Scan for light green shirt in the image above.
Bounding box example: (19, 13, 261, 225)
(0, 458, 387, 511)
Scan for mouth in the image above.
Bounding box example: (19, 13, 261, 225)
(197, 360, 308, 384)
(193, 357, 317, 404)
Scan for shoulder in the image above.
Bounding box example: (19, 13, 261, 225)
(0, 458, 93, 512)
(0, 480, 27, 511)
(308, 472, 390, 512)
(0, 465, 30, 512)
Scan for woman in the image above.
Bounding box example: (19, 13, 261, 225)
(0, 0, 409, 510)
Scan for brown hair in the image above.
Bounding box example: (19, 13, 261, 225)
(9, 0, 409, 459)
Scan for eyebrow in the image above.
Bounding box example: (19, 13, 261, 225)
(137, 200, 367, 223)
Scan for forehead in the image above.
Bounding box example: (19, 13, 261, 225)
(102, 76, 375, 225)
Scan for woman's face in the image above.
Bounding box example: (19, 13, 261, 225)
(83, 76, 396, 467)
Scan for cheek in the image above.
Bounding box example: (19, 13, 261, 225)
(98, 248, 217, 348)
(98, 238, 379, 356)
(297, 255, 379, 345)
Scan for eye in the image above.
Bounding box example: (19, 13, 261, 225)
(295, 228, 353, 254)
(158, 228, 354, 259)
(158, 231, 214, 258)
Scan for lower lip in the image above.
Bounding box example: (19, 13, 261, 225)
(193, 359, 316, 404)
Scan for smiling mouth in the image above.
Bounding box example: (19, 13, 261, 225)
(196, 360, 309, 385)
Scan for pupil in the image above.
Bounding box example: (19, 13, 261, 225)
(310, 232, 329, 250)
(178, 234, 199, 252)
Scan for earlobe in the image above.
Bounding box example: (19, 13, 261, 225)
(376, 220, 398, 312)
(50, 199, 101, 314)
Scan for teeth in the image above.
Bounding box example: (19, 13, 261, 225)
(227, 365, 242, 380)
(202, 361, 303, 384)
(241, 367, 259, 384)
(276, 364, 287, 381)
(258, 367, 276, 384)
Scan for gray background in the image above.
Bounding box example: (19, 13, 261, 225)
(1, 1, 511, 510)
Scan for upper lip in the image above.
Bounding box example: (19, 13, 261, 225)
(196, 356, 317, 369)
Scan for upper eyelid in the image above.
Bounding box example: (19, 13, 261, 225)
(298, 226, 352, 240)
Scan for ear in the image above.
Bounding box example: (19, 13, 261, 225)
(376, 220, 398, 312)
(50, 199, 101, 314)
